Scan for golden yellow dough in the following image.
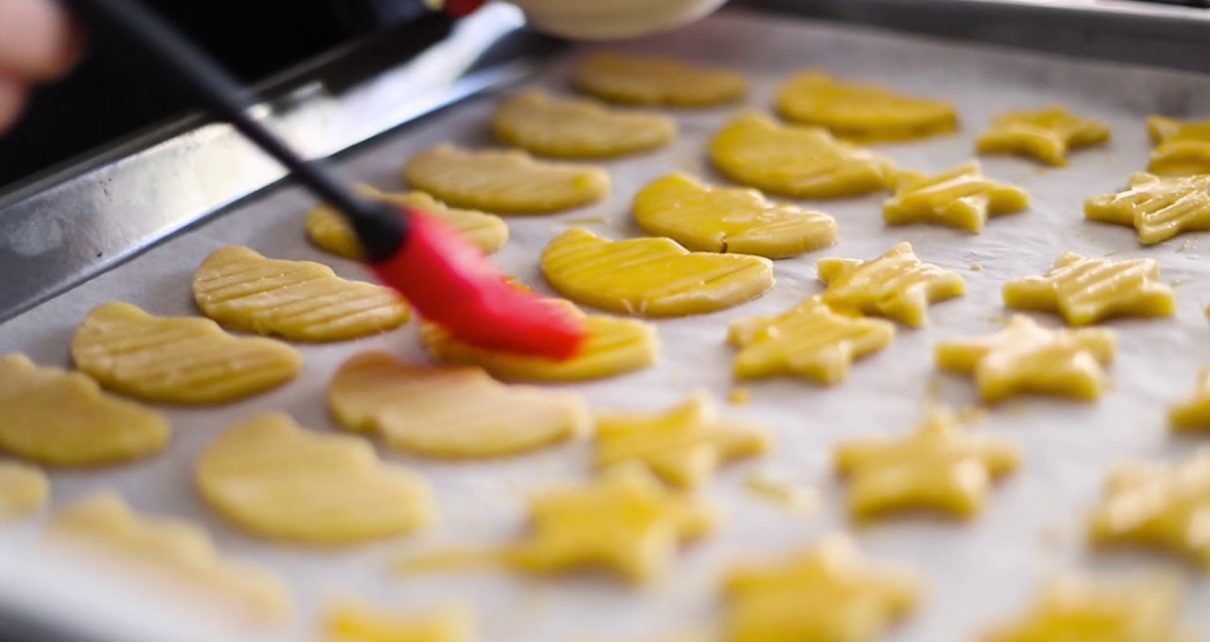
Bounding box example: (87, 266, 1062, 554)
(507, 466, 714, 583)
(1147, 115, 1210, 176)
(835, 409, 1019, 520)
(196, 413, 434, 544)
(936, 315, 1116, 403)
(420, 300, 658, 382)
(775, 71, 958, 142)
(327, 602, 475, 642)
(0, 353, 169, 467)
(633, 173, 838, 259)
(329, 351, 588, 458)
(594, 392, 770, 489)
(48, 492, 290, 619)
(884, 161, 1030, 233)
(976, 106, 1110, 166)
(493, 90, 677, 158)
(1169, 370, 1210, 433)
(1085, 172, 1210, 245)
(541, 228, 774, 317)
(571, 53, 746, 107)
(307, 187, 508, 260)
(1002, 253, 1175, 326)
(728, 297, 895, 384)
(1088, 447, 1210, 568)
(817, 242, 965, 327)
(403, 144, 610, 214)
(0, 461, 47, 520)
(71, 301, 302, 404)
(710, 113, 897, 199)
(193, 246, 409, 341)
(979, 575, 1194, 642)
(723, 536, 920, 642)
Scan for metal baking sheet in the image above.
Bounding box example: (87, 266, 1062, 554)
(2, 8, 1210, 642)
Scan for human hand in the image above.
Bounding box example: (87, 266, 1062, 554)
(0, 0, 81, 133)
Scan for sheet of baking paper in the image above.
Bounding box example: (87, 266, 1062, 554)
(2, 9, 1208, 642)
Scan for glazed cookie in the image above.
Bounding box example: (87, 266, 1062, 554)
(976, 106, 1109, 166)
(776, 71, 957, 142)
(817, 242, 965, 327)
(493, 90, 676, 158)
(1003, 253, 1175, 326)
(326, 602, 475, 642)
(571, 53, 746, 107)
(884, 162, 1029, 233)
(1147, 115, 1210, 176)
(1085, 172, 1210, 245)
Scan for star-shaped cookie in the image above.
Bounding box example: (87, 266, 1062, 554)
(728, 297, 895, 384)
(834, 409, 1019, 520)
(1002, 253, 1176, 326)
(723, 536, 920, 642)
(884, 161, 1030, 233)
(508, 466, 714, 583)
(976, 106, 1110, 166)
(1088, 447, 1210, 568)
(595, 393, 771, 488)
(1147, 115, 1210, 176)
(817, 242, 965, 327)
(1085, 172, 1210, 245)
(935, 315, 1115, 403)
(1169, 370, 1210, 432)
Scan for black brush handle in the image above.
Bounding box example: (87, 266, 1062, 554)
(64, 0, 407, 261)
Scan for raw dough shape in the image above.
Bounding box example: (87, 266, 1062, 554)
(1084, 172, 1210, 245)
(420, 300, 658, 382)
(975, 106, 1110, 166)
(723, 536, 920, 642)
(979, 575, 1193, 642)
(935, 315, 1115, 403)
(0, 353, 169, 466)
(710, 113, 897, 199)
(48, 493, 290, 619)
(193, 246, 410, 341)
(884, 161, 1030, 233)
(775, 71, 958, 143)
(1088, 447, 1210, 568)
(196, 413, 434, 544)
(493, 90, 677, 158)
(1147, 115, 1210, 176)
(71, 301, 302, 404)
(507, 466, 714, 583)
(308, 187, 508, 260)
(817, 242, 966, 327)
(541, 228, 774, 316)
(0, 461, 47, 520)
(834, 409, 1019, 520)
(327, 602, 475, 642)
(403, 144, 610, 214)
(570, 53, 746, 107)
(1170, 370, 1210, 433)
(1002, 253, 1176, 326)
(329, 351, 588, 458)
(728, 297, 895, 384)
(594, 392, 771, 489)
(632, 173, 838, 259)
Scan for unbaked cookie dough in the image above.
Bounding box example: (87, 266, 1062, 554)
(728, 298, 894, 384)
(308, 187, 508, 259)
(541, 228, 774, 316)
(193, 246, 410, 341)
(1169, 370, 1210, 433)
(326, 602, 475, 642)
(1003, 253, 1175, 326)
(884, 161, 1029, 233)
(633, 173, 837, 259)
(976, 106, 1110, 166)
(71, 301, 302, 404)
(493, 90, 677, 158)
(710, 113, 897, 199)
(196, 413, 434, 544)
(571, 53, 746, 107)
(0, 461, 47, 521)
(818, 242, 965, 327)
(0, 353, 169, 467)
(775, 71, 957, 142)
(403, 144, 610, 214)
(1085, 172, 1210, 245)
(1147, 115, 1210, 176)
(329, 352, 588, 458)
(48, 493, 290, 619)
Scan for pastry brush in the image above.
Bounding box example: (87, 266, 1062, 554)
(64, 0, 586, 360)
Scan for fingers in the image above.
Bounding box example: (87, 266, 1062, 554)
(0, 0, 82, 83)
(0, 75, 29, 133)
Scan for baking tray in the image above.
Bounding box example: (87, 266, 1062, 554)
(3, 3, 1210, 642)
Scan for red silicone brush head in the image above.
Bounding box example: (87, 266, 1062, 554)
(372, 209, 586, 360)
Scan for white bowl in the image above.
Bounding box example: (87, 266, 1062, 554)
(509, 0, 730, 40)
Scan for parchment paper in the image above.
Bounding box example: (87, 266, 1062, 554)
(2, 9, 1209, 641)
